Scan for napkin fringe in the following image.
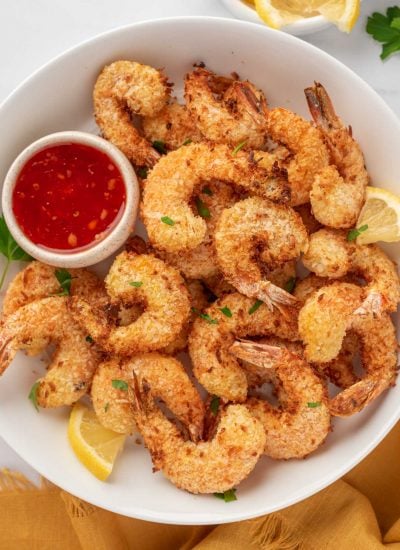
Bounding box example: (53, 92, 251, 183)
(250, 513, 303, 550)
(61, 493, 97, 518)
(0, 468, 53, 492)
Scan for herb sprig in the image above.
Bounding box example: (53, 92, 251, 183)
(112, 380, 129, 391)
(347, 224, 368, 242)
(0, 215, 31, 290)
(191, 307, 218, 325)
(28, 381, 40, 412)
(214, 488, 237, 502)
(54, 269, 74, 296)
(367, 6, 400, 60)
(210, 395, 220, 416)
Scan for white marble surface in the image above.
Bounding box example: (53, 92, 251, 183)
(0, 0, 399, 481)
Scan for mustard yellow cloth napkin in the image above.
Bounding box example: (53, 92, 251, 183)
(2, 421, 400, 550)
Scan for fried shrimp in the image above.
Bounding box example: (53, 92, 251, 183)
(184, 67, 268, 149)
(141, 142, 290, 253)
(230, 340, 330, 459)
(305, 82, 368, 228)
(92, 354, 205, 439)
(264, 107, 330, 206)
(142, 101, 202, 151)
(0, 297, 98, 407)
(132, 376, 265, 494)
(156, 180, 240, 280)
(93, 60, 171, 167)
(302, 228, 400, 315)
(2, 261, 107, 316)
(188, 292, 299, 402)
(70, 250, 190, 355)
(215, 196, 308, 309)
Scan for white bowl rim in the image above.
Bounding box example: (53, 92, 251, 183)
(0, 15, 399, 524)
(1, 130, 139, 268)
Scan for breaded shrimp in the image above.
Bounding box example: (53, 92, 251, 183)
(215, 197, 308, 309)
(231, 340, 330, 459)
(92, 354, 205, 440)
(294, 203, 322, 235)
(184, 67, 268, 149)
(132, 377, 265, 494)
(264, 107, 330, 206)
(302, 228, 400, 315)
(305, 82, 368, 228)
(2, 261, 107, 316)
(188, 292, 299, 402)
(141, 142, 290, 253)
(93, 60, 171, 167)
(142, 101, 202, 151)
(0, 297, 98, 407)
(156, 180, 240, 280)
(69, 250, 190, 355)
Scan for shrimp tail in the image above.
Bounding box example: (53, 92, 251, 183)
(304, 82, 338, 131)
(0, 332, 16, 375)
(352, 292, 383, 317)
(233, 81, 269, 122)
(236, 280, 299, 311)
(230, 340, 282, 367)
(329, 376, 394, 417)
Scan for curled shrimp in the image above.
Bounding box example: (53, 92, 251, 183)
(302, 228, 400, 315)
(262, 107, 330, 206)
(305, 82, 368, 228)
(184, 67, 268, 149)
(2, 261, 107, 316)
(93, 60, 171, 167)
(142, 101, 202, 151)
(231, 340, 330, 459)
(92, 354, 204, 440)
(0, 297, 98, 407)
(188, 292, 298, 402)
(141, 142, 290, 253)
(132, 376, 265, 494)
(214, 196, 308, 309)
(70, 250, 190, 355)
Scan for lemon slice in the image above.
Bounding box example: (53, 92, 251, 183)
(68, 402, 126, 481)
(355, 186, 400, 245)
(254, 0, 360, 32)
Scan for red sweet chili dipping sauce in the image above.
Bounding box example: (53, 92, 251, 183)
(12, 143, 126, 250)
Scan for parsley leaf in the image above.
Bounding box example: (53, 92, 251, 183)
(307, 402, 321, 408)
(152, 140, 167, 154)
(367, 7, 400, 60)
(85, 335, 94, 344)
(202, 187, 213, 196)
(137, 167, 148, 179)
(218, 306, 232, 318)
(104, 402, 110, 412)
(195, 197, 211, 219)
(284, 277, 296, 294)
(182, 138, 192, 146)
(248, 299, 263, 315)
(161, 216, 175, 226)
(28, 381, 40, 412)
(210, 395, 220, 416)
(129, 281, 143, 288)
(214, 488, 237, 502)
(54, 269, 74, 296)
(112, 379, 128, 391)
(347, 224, 368, 242)
(191, 307, 218, 325)
(0, 215, 31, 290)
(232, 140, 247, 155)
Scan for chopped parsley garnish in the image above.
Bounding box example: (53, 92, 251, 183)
(161, 216, 175, 226)
(232, 140, 247, 155)
(191, 307, 218, 325)
(202, 187, 213, 196)
(54, 269, 74, 296)
(137, 167, 148, 179)
(28, 381, 40, 412)
(214, 488, 237, 502)
(195, 197, 211, 219)
(284, 277, 296, 294)
(182, 138, 192, 146)
(129, 281, 143, 288)
(248, 299, 263, 315)
(219, 306, 232, 318)
(0, 214, 31, 290)
(104, 402, 110, 412)
(347, 224, 368, 242)
(307, 402, 321, 408)
(152, 140, 167, 154)
(85, 335, 94, 344)
(112, 379, 129, 391)
(210, 395, 220, 416)
(366, 6, 400, 60)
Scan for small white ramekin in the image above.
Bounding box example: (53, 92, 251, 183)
(220, 0, 331, 36)
(2, 131, 139, 268)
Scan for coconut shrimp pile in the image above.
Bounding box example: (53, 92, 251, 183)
(1, 61, 399, 497)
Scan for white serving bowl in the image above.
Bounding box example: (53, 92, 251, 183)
(220, 0, 331, 35)
(2, 131, 139, 268)
(0, 16, 399, 525)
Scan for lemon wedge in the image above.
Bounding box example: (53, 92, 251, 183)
(68, 402, 126, 481)
(254, 0, 360, 32)
(355, 186, 400, 245)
